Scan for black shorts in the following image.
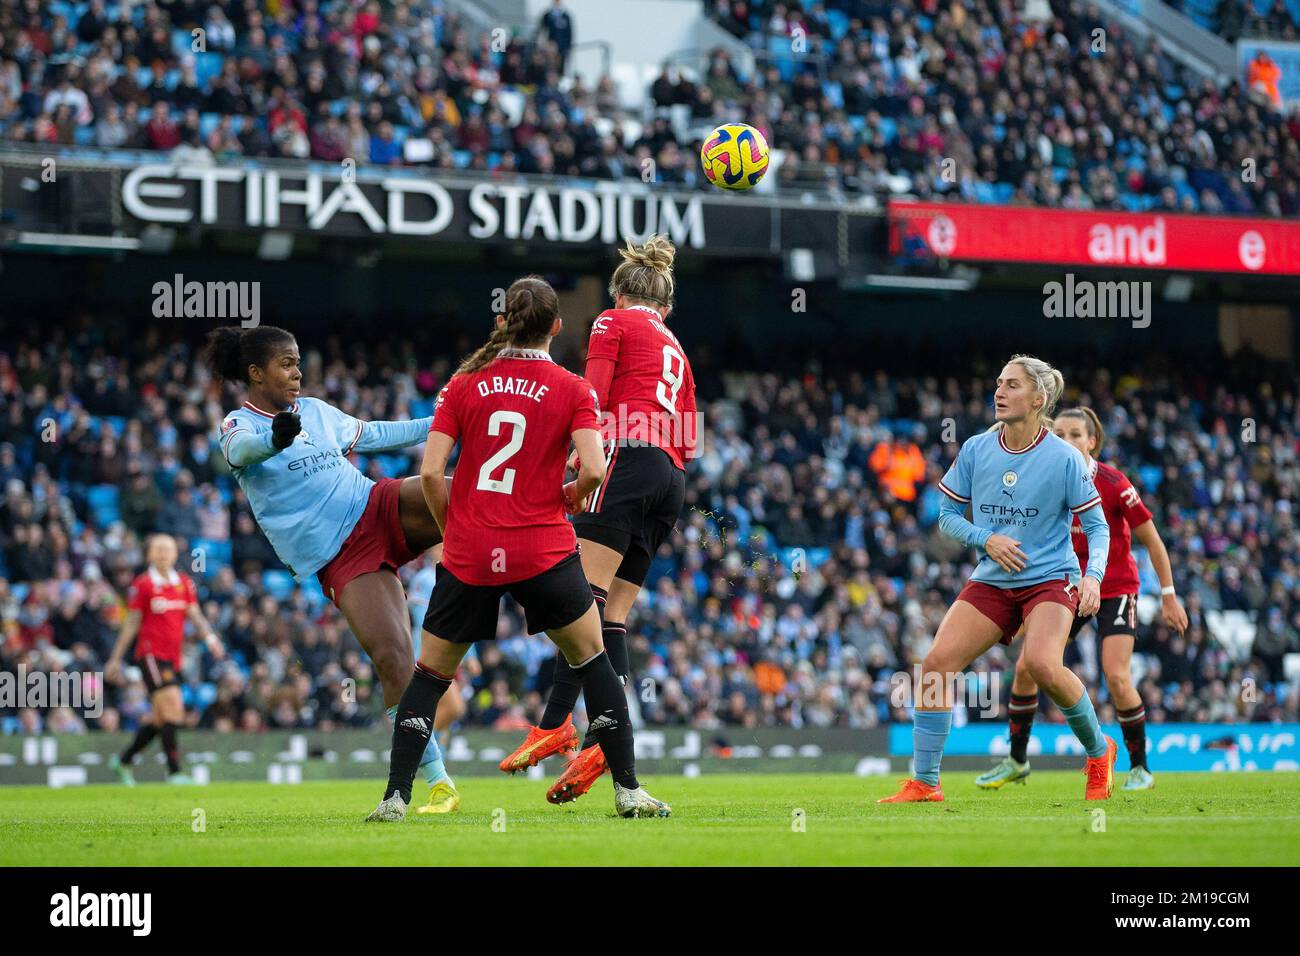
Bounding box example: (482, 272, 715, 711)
(139, 654, 180, 694)
(1068, 593, 1139, 641)
(572, 444, 686, 587)
(422, 551, 594, 644)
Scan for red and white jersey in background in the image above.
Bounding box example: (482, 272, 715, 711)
(586, 305, 698, 469)
(1070, 459, 1154, 598)
(126, 567, 197, 665)
(432, 349, 601, 585)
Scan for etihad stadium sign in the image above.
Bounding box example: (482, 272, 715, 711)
(122, 163, 710, 248)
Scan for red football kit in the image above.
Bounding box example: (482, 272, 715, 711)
(1071, 459, 1153, 598)
(431, 349, 601, 585)
(126, 568, 197, 665)
(585, 305, 698, 469)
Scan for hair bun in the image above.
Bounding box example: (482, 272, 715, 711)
(620, 234, 676, 274)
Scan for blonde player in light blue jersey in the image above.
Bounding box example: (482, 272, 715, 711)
(205, 324, 460, 814)
(879, 355, 1118, 804)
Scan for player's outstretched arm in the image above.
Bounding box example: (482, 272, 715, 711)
(1132, 519, 1188, 634)
(419, 431, 455, 533)
(350, 416, 435, 454)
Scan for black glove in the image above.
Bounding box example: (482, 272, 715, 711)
(271, 411, 302, 449)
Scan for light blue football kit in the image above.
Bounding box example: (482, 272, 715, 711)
(937, 425, 1110, 585)
(220, 397, 432, 579)
(219, 396, 451, 788)
(909, 425, 1113, 787)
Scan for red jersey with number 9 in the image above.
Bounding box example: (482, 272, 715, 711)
(431, 350, 601, 585)
(586, 306, 698, 469)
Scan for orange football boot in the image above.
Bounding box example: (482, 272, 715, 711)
(546, 744, 609, 804)
(498, 715, 579, 773)
(877, 778, 945, 803)
(1084, 735, 1118, 800)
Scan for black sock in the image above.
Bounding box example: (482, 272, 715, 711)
(574, 650, 637, 790)
(1118, 701, 1148, 770)
(385, 663, 451, 803)
(1007, 693, 1038, 764)
(539, 583, 608, 730)
(541, 654, 581, 730)
(581, 622, 631, 750)
(159, 722, 181, 774)
(121, 724, 158, 763)
(603, 621, 629, 682)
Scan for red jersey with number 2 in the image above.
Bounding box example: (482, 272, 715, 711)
(1070, 459, 1153, 598)
(586, 306, 698, 469)
(431, 350, 601, 585)
(127, 569, 197, 665)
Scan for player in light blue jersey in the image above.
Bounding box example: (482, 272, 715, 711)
(879, 355, 1120, 804)
(204, 325, 460, 814)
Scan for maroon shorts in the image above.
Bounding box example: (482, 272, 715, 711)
(317, 477, 418, 607)
(956, 578, 1080, 645)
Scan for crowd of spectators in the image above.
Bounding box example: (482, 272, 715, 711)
(0, 0, 1297, 215)
(704, 0, 1300, 213)
(2, 315, 1297, 739)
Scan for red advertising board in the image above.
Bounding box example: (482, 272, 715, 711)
(888, 201, 1300, 276)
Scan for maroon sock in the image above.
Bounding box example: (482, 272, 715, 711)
(1007, 693, 1038, 763)
(1118, 702, 1148, 770)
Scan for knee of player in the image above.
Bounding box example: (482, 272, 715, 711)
(373, 640, 414, 682)
(920, 648, 957, 680)
(1104, 666, 1133, 694)
(1022, 654, 1057, 687)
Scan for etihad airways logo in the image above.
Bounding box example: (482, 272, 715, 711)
(979, 504, 1040, 518)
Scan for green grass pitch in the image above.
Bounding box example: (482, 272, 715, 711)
(3, 772, 1298, 866)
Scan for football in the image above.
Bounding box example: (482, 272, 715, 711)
(700, 123, 770, 190)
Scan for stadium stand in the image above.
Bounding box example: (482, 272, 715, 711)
(2, 317, 1296, 737)
(1, 0, 1297, 213)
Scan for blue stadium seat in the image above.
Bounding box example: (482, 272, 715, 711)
(993, 182, 1014, 203)
(826, 9, 849, 39)
(171, 27, 195, 58)
(88, 484, 120, 527)
(191, 538, 232, 574)
(878, 117, 897, 144)
(194, 52, 225, 86)
(1139, 465, 1163, 493)
(199, 112, 221, 139)
(74, 125, 96, 146)
(261, 570, 296, 600)
(822, 81, 843, 109)
(299, 577, 328, 612)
